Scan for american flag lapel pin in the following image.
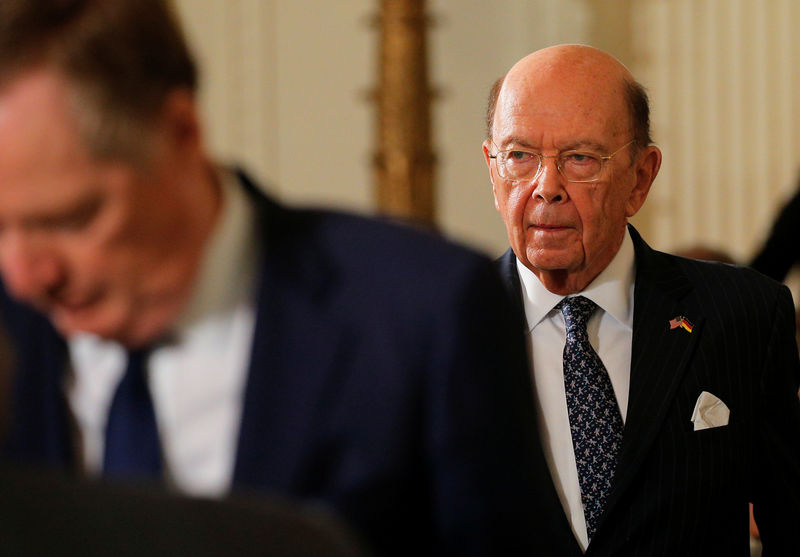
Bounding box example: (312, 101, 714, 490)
(669, 315, 693, 333)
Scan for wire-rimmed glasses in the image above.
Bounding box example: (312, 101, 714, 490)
(489, 139, 635, 183)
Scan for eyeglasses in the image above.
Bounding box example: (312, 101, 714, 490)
(489, 139, 635, 183)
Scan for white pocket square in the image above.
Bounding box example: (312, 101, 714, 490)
(690, 391, 730, 431)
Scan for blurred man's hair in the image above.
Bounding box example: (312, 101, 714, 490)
(0, 0, 197, 160)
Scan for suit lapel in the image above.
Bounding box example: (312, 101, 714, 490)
(232, 181, 344, 491)
(597, 227, 704, 528)
(496, 248, 528, 330)
(496, 248, 585, 556)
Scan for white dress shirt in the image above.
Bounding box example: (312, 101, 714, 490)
(517, 229, 635, 552)
(66, 168, 260, 497)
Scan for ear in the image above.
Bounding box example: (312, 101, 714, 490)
(483, 139, 501, 211)
(156, 88, 202, 157)
(625, 144, 661, 218)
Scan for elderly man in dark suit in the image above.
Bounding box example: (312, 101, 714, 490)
(0, 1, 547, 556)
(484, 44, 800, 556)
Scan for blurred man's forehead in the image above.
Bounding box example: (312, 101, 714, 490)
(0, 69, 82, 147)
(0, 69, 110, 217)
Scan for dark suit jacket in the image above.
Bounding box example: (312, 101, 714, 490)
(0, 171, 548, 557)
(497, 226, 800, 556)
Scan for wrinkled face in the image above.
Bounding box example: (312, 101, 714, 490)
(484, 53, 658, 294)
(0, 70, 205, 346)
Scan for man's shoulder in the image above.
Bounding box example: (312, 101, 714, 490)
(258, 199, 515, 331)
(640, 244, 791, 323)
(236, 169, 493, 274)
(661, 248, 782, 291)
(630, 225, 783, 293)
(268, 201, 491, 276)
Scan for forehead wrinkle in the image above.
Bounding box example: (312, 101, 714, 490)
(493, 96, 629, 153)
(495, 87, 622, 139)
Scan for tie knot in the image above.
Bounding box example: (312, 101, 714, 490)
(557, 295, 597, 332)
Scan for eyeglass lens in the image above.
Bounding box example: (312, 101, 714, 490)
(498, 151, 604, 182)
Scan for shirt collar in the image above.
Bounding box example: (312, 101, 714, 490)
(517, 228, 635, 332)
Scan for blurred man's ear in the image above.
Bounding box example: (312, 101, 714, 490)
(157, 88, 202, 156)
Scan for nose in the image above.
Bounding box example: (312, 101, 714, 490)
(0, 231, 65, 304)
(532, 156, 567, 204)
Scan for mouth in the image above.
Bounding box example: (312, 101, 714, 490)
(48, 289, 105, 317)
(531, 223, 572, 231)
(48, 296, 104, 336)
(49, 303, 92, 328)
(52, 294, 90, 311)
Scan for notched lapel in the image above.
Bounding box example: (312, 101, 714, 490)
(495, 248, 528, 332)
(598, 228, 704, 534)
(233, 205, 345, 492)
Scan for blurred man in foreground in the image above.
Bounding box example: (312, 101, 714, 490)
(0, 2, 545, 555)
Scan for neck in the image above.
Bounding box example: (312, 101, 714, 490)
(534, 269, 599, 296)
(532, 227, 626, 295)
(126, 161, 223, 347)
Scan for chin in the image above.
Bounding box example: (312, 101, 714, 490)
(526, 249, 579, 272)
(52, 307, 127, 343)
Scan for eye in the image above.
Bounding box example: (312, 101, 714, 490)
(563, 152, 597, 165)
(559, 152, 603, 181)
(502, 150, 538, 166)
(35, 195, 104, 233)
(508, 150, 532, 161)
(496, 149, 540, 181)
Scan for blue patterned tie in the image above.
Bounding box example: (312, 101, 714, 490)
(558, 296, 623, 540)
(103, 348, 163, 479)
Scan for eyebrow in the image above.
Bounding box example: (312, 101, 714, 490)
(24, 192, 104, 230)
(498, 137, 608, 152)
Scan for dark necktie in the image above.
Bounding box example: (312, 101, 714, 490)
(103, 348, 163, 479)
(558, 296, 623, 540)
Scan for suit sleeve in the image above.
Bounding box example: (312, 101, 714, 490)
(752, 284, 800, 555)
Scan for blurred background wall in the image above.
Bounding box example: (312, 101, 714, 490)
(172, 0, 800, 265)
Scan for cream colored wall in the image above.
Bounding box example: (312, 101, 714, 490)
(631, 0, 800, 263)
(174, 0, 374, 214)
(173, 0, 800, 263)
